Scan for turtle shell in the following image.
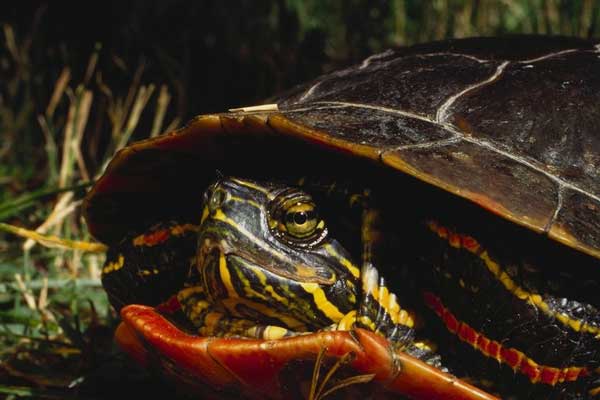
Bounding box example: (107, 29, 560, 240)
(84, 35, 600, 262)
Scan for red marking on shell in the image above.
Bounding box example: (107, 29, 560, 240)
(155, 295, 182, 314)
(116, 304, 498, 400)
(422, 292, 588, 386)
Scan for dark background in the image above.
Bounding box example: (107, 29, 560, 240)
(5, 1, 599, 113)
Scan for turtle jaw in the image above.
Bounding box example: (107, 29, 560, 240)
(196, 235, 351, 331)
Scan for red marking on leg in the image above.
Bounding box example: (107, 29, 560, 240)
(500, 347, 522, 370)
(520, 359, 541, 383)
(423, 292, 589, 386)
(423, 291, 443, 315)
(438, 226, 449, 239)
(443, 310, 459, 334)
(426, 220, 439, 231)
(541, 367, 560, 386)
(458, 323, 478, 346)
(135, 229, 170, 246)
(487, 340, 501, 363)
(460, 235, 480, 253)
(449, 233, 461, 248)
(565, 367, 587, 381)
(475, 335, 489, 353)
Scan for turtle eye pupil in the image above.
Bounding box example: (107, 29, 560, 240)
(293, 211, 307, 225)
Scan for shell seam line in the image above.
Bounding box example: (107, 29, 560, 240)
(298, 81, 323, 102)
(453, 133, 600, 204)
(390, 137, 462, 152)
(414, 52, 490, 63)
(435, 61, 510, 124)
(307, 101, 434, 123)
(286, 101, 600, 205)
(359, 49, 395, 69)
(518, 48, 580, 64)
(544, 186, 564, 234)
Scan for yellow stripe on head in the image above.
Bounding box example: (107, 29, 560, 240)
(299, 282, 345, 322)
(324, 244, 360, 278)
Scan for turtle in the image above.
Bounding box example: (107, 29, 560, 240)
(83, 36, 600, 400)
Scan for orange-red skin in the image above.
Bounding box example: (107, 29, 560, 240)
(117, 304, 498, 400)
(423, 291, 589, 386)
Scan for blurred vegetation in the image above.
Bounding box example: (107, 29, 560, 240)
(0, 0, 599, 398)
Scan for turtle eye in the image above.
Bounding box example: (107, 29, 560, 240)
(284, 203, 320, 239)
(269, 191, 327, 247)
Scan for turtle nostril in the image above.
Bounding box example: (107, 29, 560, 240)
(209, 188, 227, 212)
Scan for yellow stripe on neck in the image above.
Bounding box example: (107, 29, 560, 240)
(428, 221, 600, 339)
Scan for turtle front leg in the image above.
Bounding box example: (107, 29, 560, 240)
(177, 286, 298, 340)
(355, 207, 416, 345)
(345, 206, 443, 366)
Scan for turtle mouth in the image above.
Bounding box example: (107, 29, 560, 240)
(197, 239, 313, 331)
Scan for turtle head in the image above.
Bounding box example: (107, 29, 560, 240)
(196, 177, 359, 331)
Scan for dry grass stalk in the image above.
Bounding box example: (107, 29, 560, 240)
(164, 115, 182, 134)
(117, 84, 155, 150)
(59, 88, 92, 188)
(22, 196, 80, 251)
(72, 90, 93, 182)
(0, 222, 107, 252)
(150, 84, 171, 137)
(14, 273, 57, 328)
(14, 273, 37, 310)
(108, 63, 145, 140)
(45, 67, 71, 118)
(3, 24, 21, 65)
(83, 44, 100, 85)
